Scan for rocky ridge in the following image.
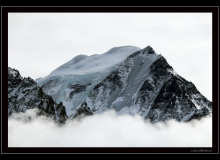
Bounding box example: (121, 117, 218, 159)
(8, 67, 68, 123)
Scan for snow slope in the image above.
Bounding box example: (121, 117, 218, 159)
(37, 46, 141, 79)
(35, 46, 141, 116)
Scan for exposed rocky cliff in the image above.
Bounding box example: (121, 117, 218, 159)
(8, 67, 68, 123)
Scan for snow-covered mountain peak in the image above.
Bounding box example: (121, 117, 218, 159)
(140, 45, 156, 55)
(103, 46, 141, 55)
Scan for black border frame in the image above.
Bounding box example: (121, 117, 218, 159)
(1, 6, 219, 154)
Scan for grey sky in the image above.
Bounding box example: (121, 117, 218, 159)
(8, 13, 212, 100)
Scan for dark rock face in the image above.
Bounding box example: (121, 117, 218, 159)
(72, 101, 93, 119)
(136, 56, 212, 123)
(8, 67, 68, 123)
(56, 102, 68, 123)
(92, 69, 124, 96)
(68, 83, 91, 99)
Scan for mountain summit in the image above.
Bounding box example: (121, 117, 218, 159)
(10, 45, 212, 123)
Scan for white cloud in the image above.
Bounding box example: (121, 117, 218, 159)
(8, 108, 212, 147)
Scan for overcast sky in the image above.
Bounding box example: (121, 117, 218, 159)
(8, 13, 212, 100)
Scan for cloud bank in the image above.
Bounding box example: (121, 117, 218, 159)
(8, 109, 212, 147)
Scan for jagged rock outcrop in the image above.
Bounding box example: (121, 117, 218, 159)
(71, 101, 93, 119)
(68, 83, 91, 100)
(8, 67, 68, 123)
